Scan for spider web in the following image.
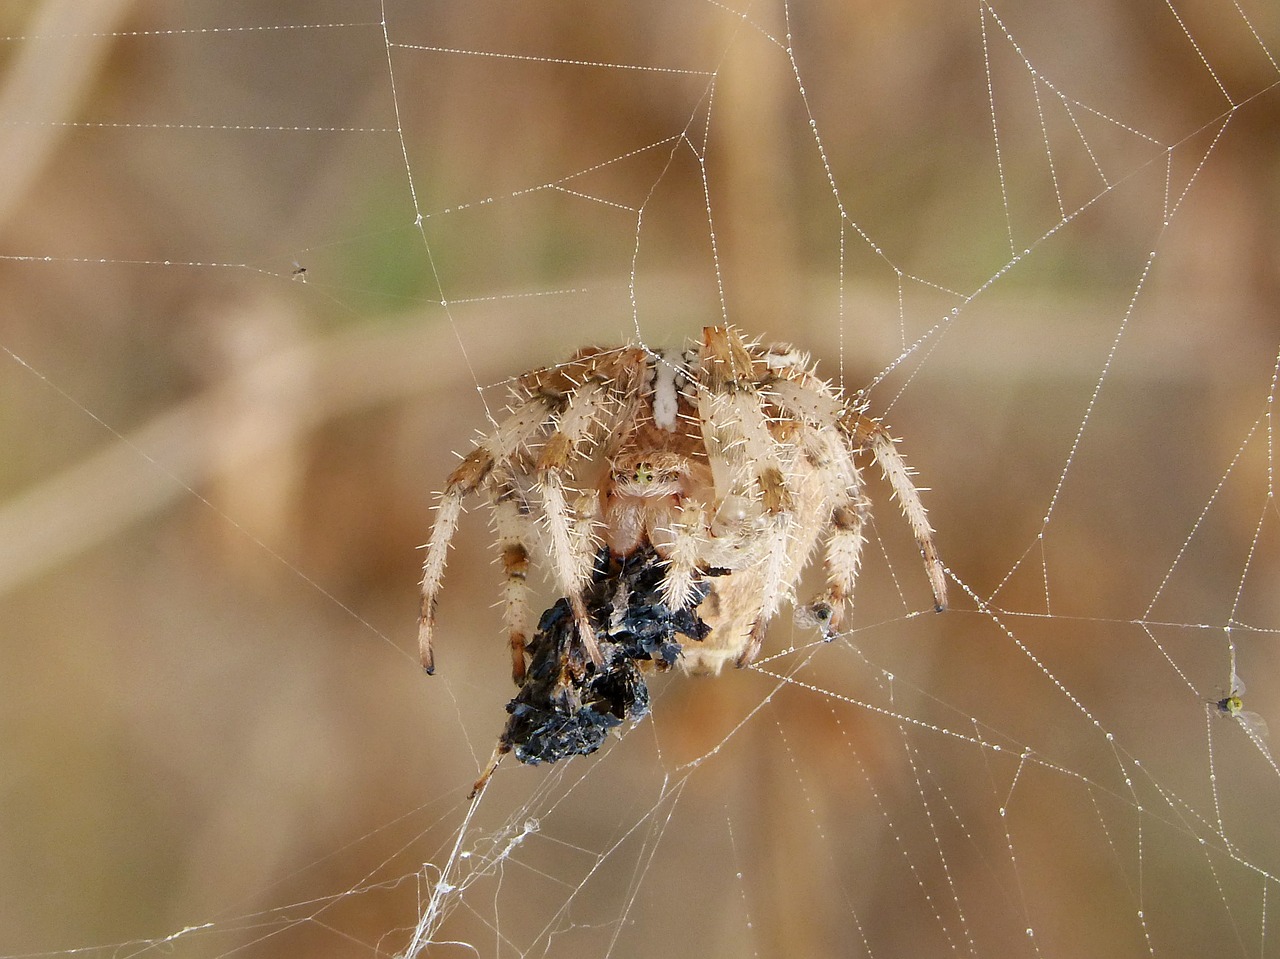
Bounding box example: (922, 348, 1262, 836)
(1, 0, 1278, 957)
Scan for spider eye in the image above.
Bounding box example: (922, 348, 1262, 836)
(632, 463, 654, 484)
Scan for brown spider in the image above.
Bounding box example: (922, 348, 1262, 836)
(417, 325, 947, 686)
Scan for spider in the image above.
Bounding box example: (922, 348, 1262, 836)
(417, 325, 947, 685)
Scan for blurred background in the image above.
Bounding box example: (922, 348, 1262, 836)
(1, 0, 1278, 956)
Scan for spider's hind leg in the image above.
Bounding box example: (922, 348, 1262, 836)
(492, 482, 534, 684)
(843, 410, 948, 612)
(801, 491, 871, 639)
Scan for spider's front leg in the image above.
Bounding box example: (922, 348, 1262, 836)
(418, 447, 494, 674)
(535, 379, 611, 670)
(419, 395, 552, 675)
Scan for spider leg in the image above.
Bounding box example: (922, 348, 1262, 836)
(697, 326, 798, 667)
(418, 453, 482, 675)
(469, 744, 506, 799)
(807, 489, 871, 637)
(768, 374, 946, 617)
(536, 378, 611, 668)
(418, 396, 552, 674)
(843, 410, 948, 612)
(492, 482, 534, 684)
(773, 422, 868, 637)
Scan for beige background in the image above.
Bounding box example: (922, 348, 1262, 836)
(1, 0, 1278, 956)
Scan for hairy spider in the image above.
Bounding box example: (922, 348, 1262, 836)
(417, 325, 947, 685)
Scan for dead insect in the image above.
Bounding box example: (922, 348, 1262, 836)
(470, 545, 709, 796)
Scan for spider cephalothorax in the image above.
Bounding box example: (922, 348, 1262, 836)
(417, 325, 947, 684)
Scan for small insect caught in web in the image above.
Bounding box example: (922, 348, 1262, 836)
(1213, 673, 1269, 744)
(414, 325, 948, 795)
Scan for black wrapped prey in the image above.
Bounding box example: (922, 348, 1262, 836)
(499, 545, 711, 767)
